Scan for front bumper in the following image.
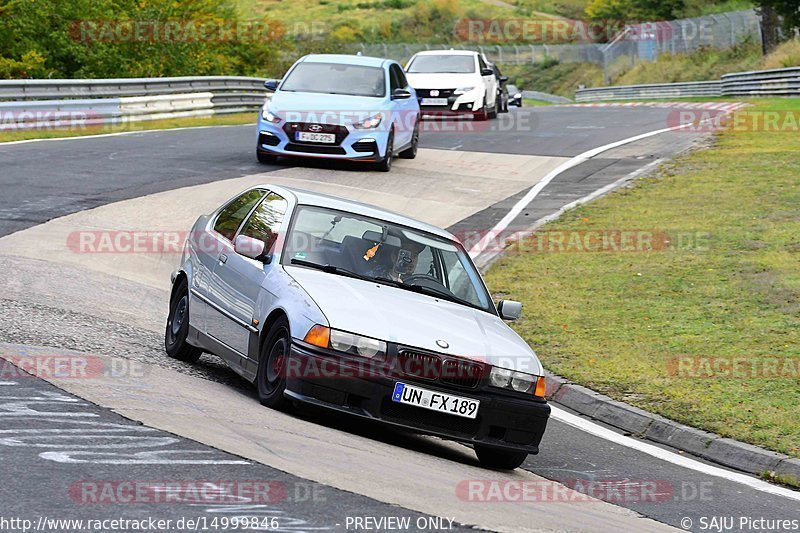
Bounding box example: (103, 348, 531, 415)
(285, 341, 550, 453)
(256, 116, 390, 161)
(417, 90, 484, 118)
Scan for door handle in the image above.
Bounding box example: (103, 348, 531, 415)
(218, 254, 228, 264)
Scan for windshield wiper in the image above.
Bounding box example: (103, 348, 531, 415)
(289, 259, 373, 282)
(387, 280, 485, 311)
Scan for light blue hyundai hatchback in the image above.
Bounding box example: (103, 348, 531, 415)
(256, 54, 421, 172)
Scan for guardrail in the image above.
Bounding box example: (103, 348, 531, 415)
(520, 91, 573, 104)
(575, 66, 800, 101)
(0, 76, 269, 131)
(721, 66, 800, 96)
(575, 81, 722, 101)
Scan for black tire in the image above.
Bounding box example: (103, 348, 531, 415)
(257, 316, 292, 410)
(474, 445, 528, 470)
(473, 103, 489, 121)
(398, 121, 419, 159)
(257, 151, 278, 165)
(500, 95, 509, 113)
(376, 130, 394, 172)
(488, 100, 498, 119)
(165, 278, 202, 363)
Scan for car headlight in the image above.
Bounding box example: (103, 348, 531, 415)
(353, 113, 383, 130)
(261, 107, 281, 124)
(304, 325, 386, 358)
(454, 86, 477, 95)
(489, 366, 546, 397)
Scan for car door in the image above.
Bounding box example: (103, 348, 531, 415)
(389, 63, 417, 149)
(193, 188, 266, 335)
(207, 191, 289, 368)
(478, 55, 496, 108)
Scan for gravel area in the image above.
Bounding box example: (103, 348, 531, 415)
(0, 295, 249, 390)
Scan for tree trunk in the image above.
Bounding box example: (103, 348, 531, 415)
(759, 4, 781, 55)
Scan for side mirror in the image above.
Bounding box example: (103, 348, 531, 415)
(481, 68, 494, 76)
(499, 75, 509, 83)
(497, 300, 522, 321)
(392, 88, 412, 100)
(234, 234, 266, 261)
(264, 79, 280, 92)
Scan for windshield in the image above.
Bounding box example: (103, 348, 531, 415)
(281, 62, 386, 97)
(283, 205, 495, 314)
(406, 54, 475, 74)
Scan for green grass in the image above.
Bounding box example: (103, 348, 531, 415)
(0, 113, 256, 143)
(611, 41, 763, 86)
(484, 98, 800, 458)
(522, 98, 553, 106)
(234, 0, 542, 43)
(503, 61, 604, 98)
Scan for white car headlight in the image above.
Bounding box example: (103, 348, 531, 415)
(454, 86, 477, 95)
(489, 367, 512, 388)
(353, 113, 383, 130)
(261, 107, 281, 124)
(489, 367, 546, 397)
(304, 326, 386, 358)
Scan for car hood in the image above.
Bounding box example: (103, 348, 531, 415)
(406, 73, 480, 90)
(286, 266, 543, 375)
(269, 91, 386, 124)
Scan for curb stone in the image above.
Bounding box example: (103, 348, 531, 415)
(775, 458, 800, 485)
(545, 371, 797, 482)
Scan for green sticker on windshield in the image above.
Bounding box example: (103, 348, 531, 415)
(294, 252, 307, 259)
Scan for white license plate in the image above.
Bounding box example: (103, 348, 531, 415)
(420, 98, 448, 106)
(296, 131, 335, 143)
(391, 382, 479, 419)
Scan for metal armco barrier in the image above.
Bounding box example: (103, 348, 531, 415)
(575, 81, 722, 101)
(575, 66, 800, 101)
(721, 67, 800, 96)
(520, 91, 573, 104)
(0, 76, 268, 130)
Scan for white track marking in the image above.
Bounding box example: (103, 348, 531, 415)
(468, 114, 723, 257)
(552, 406, 800, 502)
(0, 123, 255, 147)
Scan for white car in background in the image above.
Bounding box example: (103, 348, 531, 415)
(404, 50, 498, 120)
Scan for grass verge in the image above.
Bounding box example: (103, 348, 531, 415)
(484, 98, 800, 458)
(0, 113, 256, 144)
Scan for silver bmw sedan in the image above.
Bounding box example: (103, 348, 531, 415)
(165, 184, 550, 469)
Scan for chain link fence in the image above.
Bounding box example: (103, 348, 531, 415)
(351, 9, 761, 77)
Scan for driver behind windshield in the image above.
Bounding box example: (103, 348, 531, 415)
(364, 239, 425, 283)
